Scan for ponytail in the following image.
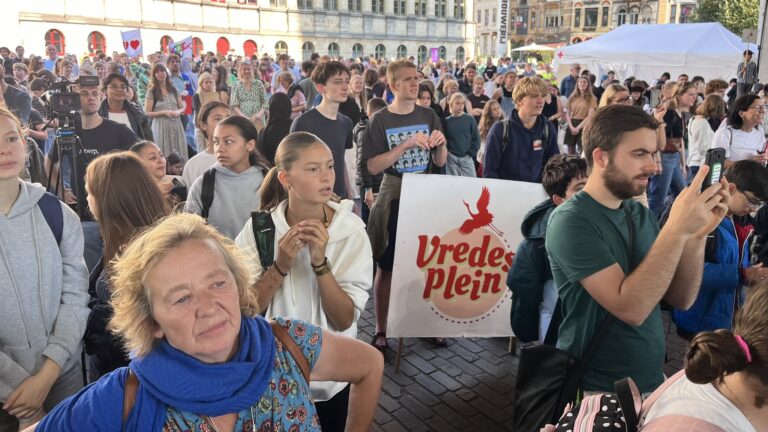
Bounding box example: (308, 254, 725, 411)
(258, 131, 330, 212)
(685, 329, 749, 384)
(259, 166, 287, 211)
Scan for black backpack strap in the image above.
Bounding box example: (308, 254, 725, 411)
(200, 168, 216, 219)
(500, 118, 510, 153)
(251, 210, 276, 270)
(614, 378, 641, 432)
(38, 192, 63, 246)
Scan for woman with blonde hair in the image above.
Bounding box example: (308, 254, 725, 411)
(192, 72, 223, 114)
(235, 131, 373, 432)
(599, 83, 632, 108)
(274, 71, 306, 120)
(563, 75, 597, 154)
(83, 151, 169, 379)
(0, 107, 89, 431)
(231, 62, 269, 129)
(32, 212, 383, 432)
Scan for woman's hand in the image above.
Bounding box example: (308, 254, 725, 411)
(653, 105, 667, 122)
(158, 180, 173, 196)
(275, 225, 306, 271)
(3, 361, 60, 420)
(298, 219, 329, 267)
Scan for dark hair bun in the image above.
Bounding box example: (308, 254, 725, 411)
(685, 329, 748, 384)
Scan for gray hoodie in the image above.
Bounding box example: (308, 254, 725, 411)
(184, 163, 266, 239)
(0, 181, 89, 400)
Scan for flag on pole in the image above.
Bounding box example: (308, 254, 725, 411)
(171, 36, 194, 59)
(121, 29, 143, 57)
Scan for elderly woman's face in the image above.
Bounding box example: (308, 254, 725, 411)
(148, 239, 242, 364)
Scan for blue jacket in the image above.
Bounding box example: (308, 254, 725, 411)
(482, 110, 559, 183)
(508, 199, 555, 343)
(673, 217, 749, 335)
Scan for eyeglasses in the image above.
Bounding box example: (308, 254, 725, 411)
(108, 84, 128, 90)
(616, 96, 633, 104)
(749, 105, 768, 112)
(741, 190, 764, 208)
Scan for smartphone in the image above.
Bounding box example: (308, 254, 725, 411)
(701, 148, 726, 190)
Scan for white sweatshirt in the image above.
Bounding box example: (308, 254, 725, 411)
(235, 199, 373, 401)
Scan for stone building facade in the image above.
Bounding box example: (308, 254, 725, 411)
(1, 0, 476, 62)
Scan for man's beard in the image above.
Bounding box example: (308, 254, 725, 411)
(603, 159, 650, 200)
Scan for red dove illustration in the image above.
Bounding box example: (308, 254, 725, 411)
(459, 187, 503, 236)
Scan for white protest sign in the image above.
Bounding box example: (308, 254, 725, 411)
(387, 174, 547, 338)
(121, 29, 143, 57)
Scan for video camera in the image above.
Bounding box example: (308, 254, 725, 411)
(43, 75, 100, 219)
(46, 75, 100, 115)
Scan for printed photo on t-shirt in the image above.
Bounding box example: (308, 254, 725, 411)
(386, 124, 430, 173)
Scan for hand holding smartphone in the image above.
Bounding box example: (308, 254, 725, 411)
(701, 148, 726, 191)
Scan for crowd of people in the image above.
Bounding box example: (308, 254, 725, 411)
(0, 40, 767, 432)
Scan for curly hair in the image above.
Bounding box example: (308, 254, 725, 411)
(108, 213, 260, 358)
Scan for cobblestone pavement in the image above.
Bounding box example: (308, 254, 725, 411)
(356, 298, 689, 432)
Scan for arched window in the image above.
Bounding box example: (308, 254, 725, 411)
(641, 5, 653, 24)
(87, 31, 106, 54)
(216, 37, 230, 55)
(352, 43, 364, 59)
(417, 45, 428, 64)
(438, 46, 446, 60)
(302, 42, 315, 61)
(571, 37, 583, 44)
(192, 37, 204, 58)
(160, 35, 174, 55)
(617, 8, 627, 26)
(396, 45, 407, 59)
(275, 41, 289, 56)
(244, 40, 258, 58)
(629, 7, 639, 24)
(374, 44, 386, 60)
(45, 29, 66, 55)
(456, 46, 465, 61)
(328, 42, 340, 58)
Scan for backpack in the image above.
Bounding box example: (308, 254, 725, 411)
(38, 192, 63, 246)
(551, 370, 725, 432)
(200, 166, 269, 220)
(250, 210, 276, 270)
(200, 168, 216, 219)
(500, 115, 550, 154)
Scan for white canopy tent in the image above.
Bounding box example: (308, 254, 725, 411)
(552, 23, 758, 84)
(511, 43, 555, 52)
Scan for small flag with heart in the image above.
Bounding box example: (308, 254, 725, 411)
(121, 29, 143, 57)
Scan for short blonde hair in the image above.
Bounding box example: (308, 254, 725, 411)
(197, 71, 214, 89)
(386, 59, 417, 85)
(449, 92, 466, 105)
(512, 76, 548, 103)
(108, 213, 259, 358)
(443, 79, 459, 92)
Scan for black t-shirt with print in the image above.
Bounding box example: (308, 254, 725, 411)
(50, 118, 139, 219)
(361, 105, 443, 178)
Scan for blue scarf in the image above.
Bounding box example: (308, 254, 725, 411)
(127, 315, 276, 430)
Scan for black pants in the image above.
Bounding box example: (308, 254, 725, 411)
(315, 384, 350, 432)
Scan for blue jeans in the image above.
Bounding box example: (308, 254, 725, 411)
(687, 165, 699, 184)
(648, 152, 686, 219)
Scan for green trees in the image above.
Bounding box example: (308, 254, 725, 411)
(692, 0, 759, 36)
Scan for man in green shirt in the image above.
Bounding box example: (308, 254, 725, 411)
(545, 105, 730, 393)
